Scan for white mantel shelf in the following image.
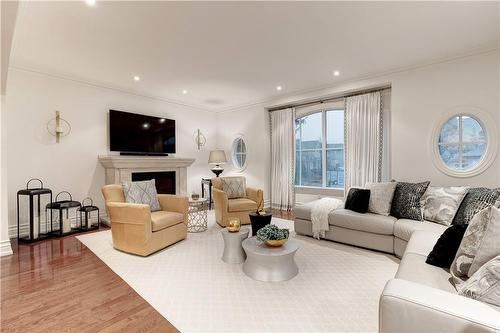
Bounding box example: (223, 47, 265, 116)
(98, 155, 195, 196)
(98, 155, 195, 169)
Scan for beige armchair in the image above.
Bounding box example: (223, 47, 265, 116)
(101, 184, 188, 256)
(212, 177, 263, 227)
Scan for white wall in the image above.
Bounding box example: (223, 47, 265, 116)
(215, 104, 271, 206)
(5, 68, 217, 237)
(216, 51, 500, 204)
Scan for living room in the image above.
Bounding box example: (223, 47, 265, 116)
(1, 1, 499, 333)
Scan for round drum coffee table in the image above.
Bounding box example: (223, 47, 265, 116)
(242, 237, 299, 282)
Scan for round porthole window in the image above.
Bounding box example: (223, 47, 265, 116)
(432, 109, 497, 177)
(231, 136, 247, 171)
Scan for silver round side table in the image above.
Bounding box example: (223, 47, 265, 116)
(242, 237, 299, 282)
(220, 227, 250, 264)
(187, 198, 208, 233)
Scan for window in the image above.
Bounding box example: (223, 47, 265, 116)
(295, 110, 344, 188)
(438, 115, 486, 171)
(231, 136, 247, 170)
(432, 109, 497, 178)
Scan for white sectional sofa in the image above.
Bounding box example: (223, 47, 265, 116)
(380, 231, 500, 333)
(294, 203, 447, 257)
(293, 202, 500, 333)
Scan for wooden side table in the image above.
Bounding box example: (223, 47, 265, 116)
(201, 178, 213, 209)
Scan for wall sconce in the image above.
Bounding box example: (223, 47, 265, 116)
(47, 111, 71, 143)
(194, 129, 206, 150)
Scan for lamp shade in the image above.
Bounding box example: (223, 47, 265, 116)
(208, 150, 227, 164)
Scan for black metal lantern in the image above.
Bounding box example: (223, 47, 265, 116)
(17, 178, 53, 242)
(46, 191, 81, 236)
(78, 198, 100, 231)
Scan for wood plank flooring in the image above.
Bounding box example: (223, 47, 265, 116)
(1, 211, 293, 332)
(1, 227, 179, 333)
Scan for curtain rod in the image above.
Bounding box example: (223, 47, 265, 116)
(267, 85, 391, 112)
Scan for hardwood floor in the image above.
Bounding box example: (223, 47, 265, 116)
(1, 227, 179, 333)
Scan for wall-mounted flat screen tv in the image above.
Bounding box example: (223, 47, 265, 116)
(109, 110, 176, 155)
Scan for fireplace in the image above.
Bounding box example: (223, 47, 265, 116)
(132, 171, 176, 194)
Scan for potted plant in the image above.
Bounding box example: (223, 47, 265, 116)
(256, 224, 290, 247)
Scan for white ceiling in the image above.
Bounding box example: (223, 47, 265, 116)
(9, 1, 500, 111)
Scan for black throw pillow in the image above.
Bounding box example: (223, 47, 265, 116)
(426, 224, 468, 269)
(345, 188, 371, 214)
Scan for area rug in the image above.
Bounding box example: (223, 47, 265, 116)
(77, 212, 399, 333)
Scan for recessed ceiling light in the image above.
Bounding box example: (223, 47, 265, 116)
(142, 123, 150, 129)
(182, 90, 188, 95)
(276, 85, 282, 91)
(133, 75, 140, 81)
(85, 0, 96, 6)
(333, 70, 340, 77)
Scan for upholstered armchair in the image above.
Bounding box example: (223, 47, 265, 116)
(101, 184, 188, 256)
(212, 177, 263, 227)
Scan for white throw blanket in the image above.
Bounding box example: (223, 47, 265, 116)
(311, 197, 344, 239)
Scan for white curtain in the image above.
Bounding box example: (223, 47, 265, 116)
(344, 92, 383, 190)
(270, 108, 295, 211)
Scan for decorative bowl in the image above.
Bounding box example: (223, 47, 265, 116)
(227, 218, 241, 232)
(264, 239, 288, 247)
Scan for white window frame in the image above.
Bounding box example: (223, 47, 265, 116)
(231, 135, 248, 172)
(431, 107, 498, 178)
(295, 107, 345, 190)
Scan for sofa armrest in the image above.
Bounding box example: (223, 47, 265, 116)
(380, 279, 500, 333)
(106, 202, 151, 225)
(157, 194, 189, 222)
(246, 187, 263, 209)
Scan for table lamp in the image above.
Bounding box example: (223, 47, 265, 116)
(208, 150, 227, 177)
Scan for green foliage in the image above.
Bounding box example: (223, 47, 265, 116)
(256, 224, 290, 242)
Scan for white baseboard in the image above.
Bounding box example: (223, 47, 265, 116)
(8, 213, 109, 238)
(0, 240, 13, 256)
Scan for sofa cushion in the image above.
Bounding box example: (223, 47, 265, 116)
(394, 219, 447, 242)
(421, 186, 468, 226)
(151, 211, 184, 231)
(344, 188, 370, 213)
(228, 198, 257, 212)
(451, 203, 500, 284)
(221, 177, 246, 199)
(452, 187, 500, 225)
(365, 181, 397, 216)
(390, 180, 430, 221)
(426, 224, 468, 269)
(122, 179, 161, 211)
(328, 209, 396, 235)
(458, 255, 500, 307)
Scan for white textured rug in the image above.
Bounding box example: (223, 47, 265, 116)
(77, 212, 399, 333)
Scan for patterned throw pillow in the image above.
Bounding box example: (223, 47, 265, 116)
(457, 255, 500, 307)
(451, 203, 500, 285)
(452, 187, 500, 225)
(390, 181, 430, 220)
(221, 177, 246, 199)
(122, 179, 161, 211)
(421, 186, 468, 225)
(365, 182, 397, 216)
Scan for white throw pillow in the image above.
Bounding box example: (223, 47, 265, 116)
(458, 255, 500, 307)
(122, 179, 161, 211)
(451, 203, 500, 285)
(420, 186, 468, 225)
(365, 182, 397, 216)
(221, 177, 246, 199)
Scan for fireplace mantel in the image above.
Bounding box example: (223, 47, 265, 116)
(98, 155, 195, 196)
